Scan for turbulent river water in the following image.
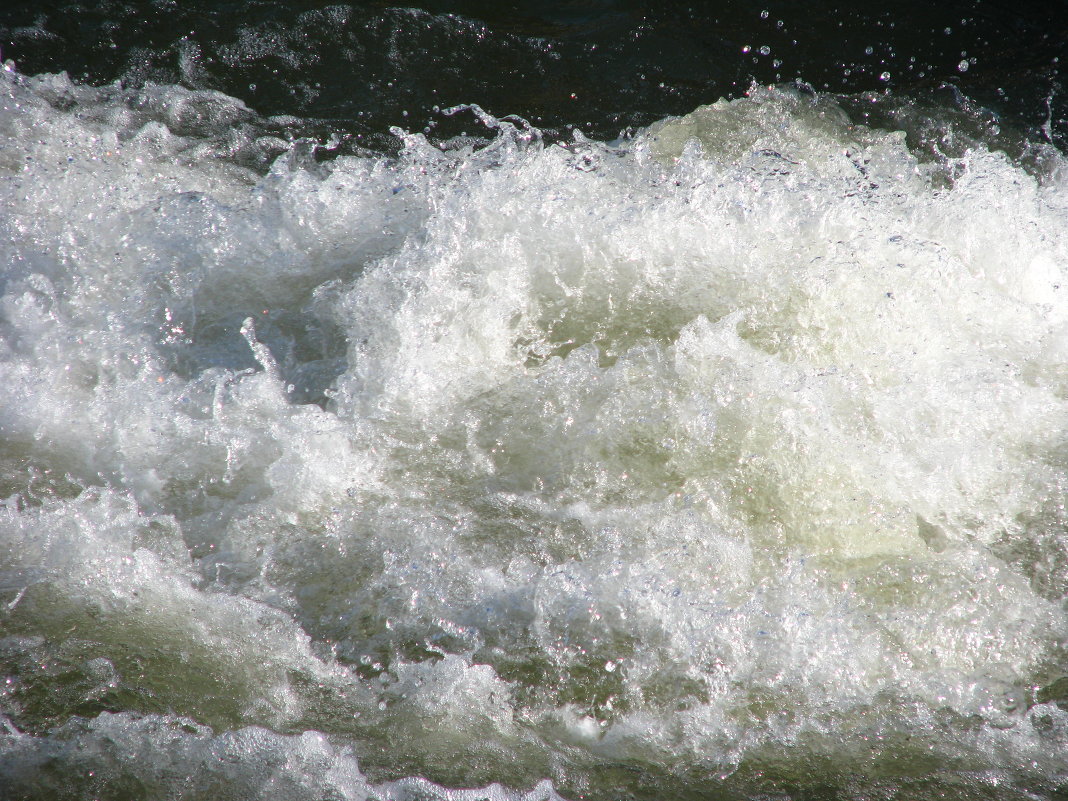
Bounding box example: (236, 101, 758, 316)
(2, 2, 1068, 800)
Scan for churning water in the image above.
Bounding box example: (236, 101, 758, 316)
(2, 4, 1068, 799)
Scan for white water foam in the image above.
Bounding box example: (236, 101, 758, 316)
(2, 66, 1068, 798)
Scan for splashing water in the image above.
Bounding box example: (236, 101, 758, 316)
(2, 67, 1068, 799)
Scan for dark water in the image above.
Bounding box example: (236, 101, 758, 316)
(2, 0, 1066, 151)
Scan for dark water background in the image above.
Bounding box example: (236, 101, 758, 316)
(2, 0, 1066, 153)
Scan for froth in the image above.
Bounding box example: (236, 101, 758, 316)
(2, 71, 1068, 798)
(0, 713, 565, 801)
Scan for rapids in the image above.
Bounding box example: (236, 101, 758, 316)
(2, 62, 1068, 799)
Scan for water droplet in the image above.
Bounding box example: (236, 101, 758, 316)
(879, 71, 891, 81)
(760, 9, 769, 18)
(759, 45, 771, 56)
(958, 59, 970, 72)
(865, 46, 874, 55)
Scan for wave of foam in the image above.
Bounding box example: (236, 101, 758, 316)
(2, 64, 1068, 798)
